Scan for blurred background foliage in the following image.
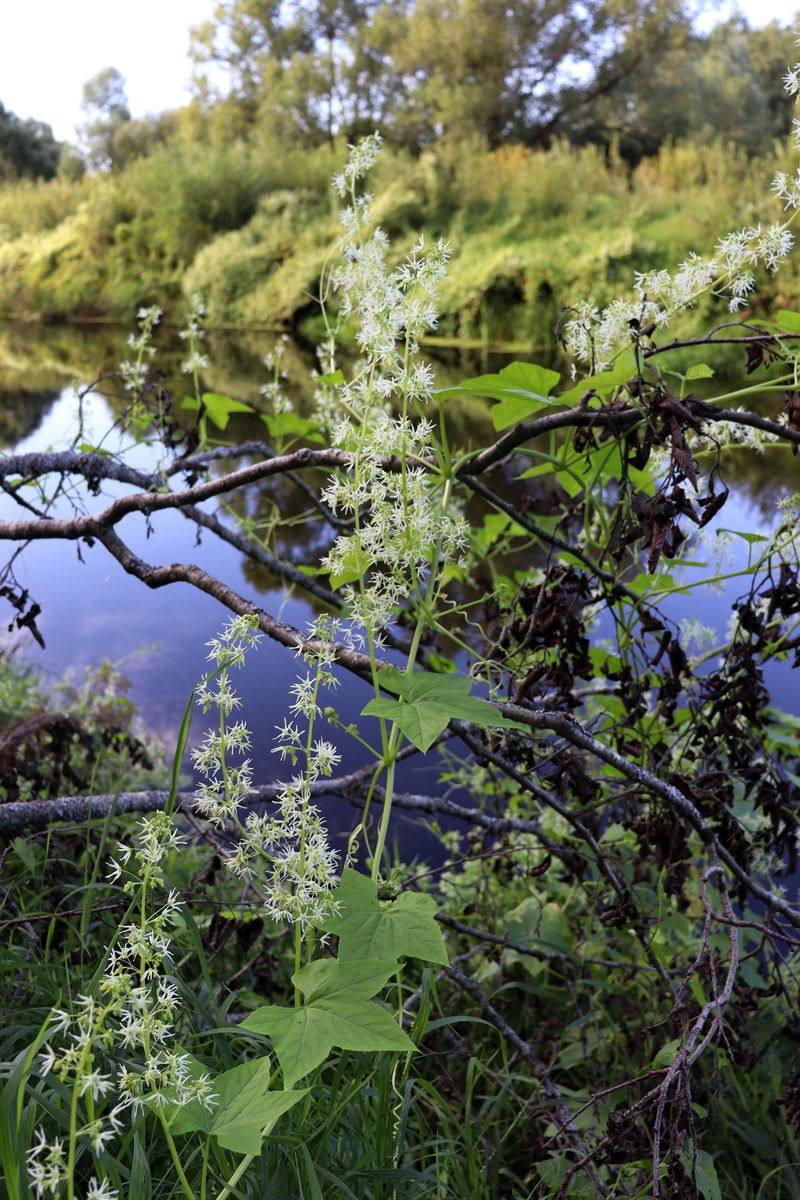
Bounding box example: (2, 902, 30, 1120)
(0, 2, 799, 345)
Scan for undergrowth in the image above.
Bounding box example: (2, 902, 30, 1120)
(4, 42, 800, 1200)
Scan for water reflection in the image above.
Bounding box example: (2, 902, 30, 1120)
(0, 319, 796, 824)
(1, 319, 795, 506)
(0, 389, 59, 446)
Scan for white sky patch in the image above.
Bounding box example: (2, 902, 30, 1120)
(1, 0, 797, 143)
(696, 0, 800, 33)
(2, 0, 217, 140)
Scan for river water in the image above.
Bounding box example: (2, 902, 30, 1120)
(0, 320, 798, 856)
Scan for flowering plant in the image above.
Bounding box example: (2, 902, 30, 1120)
(5, 39, 800, 1200)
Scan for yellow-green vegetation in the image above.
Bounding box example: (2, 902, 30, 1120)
(2, 3, 798, 346)
(2, 136, 800, 347)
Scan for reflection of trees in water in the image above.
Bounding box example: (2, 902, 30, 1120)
(217, 457, 332, 568)
(0, 389, 59, 447)
(715, 446, 800, 519)
(1, 320, 790, 515)
(0, 321, 128, 388)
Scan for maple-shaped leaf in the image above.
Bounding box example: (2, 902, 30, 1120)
(210, 1074, 309, 1155)
(182, 392, 254, 430)
(433, 362, 561, 430)
(242, 957, 414, 1087)
(554, 350, 637, 409)
(362, 668, 523, 753)
(154, 1053, 309, 1155)
(320, 869, 449, 965)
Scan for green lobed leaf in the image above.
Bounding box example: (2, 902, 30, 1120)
(684, 362, 715, 380)
(433, 362, 561, 431)
(652, 1037, 681, 1068)
(11, 837, 35, 873)
(320, 869, 449, 965)
(505, 896, 571, 975)
(243, 957, 414, 1086)
(625, 572, 684, 597)
(774, 309, 800, 334)
(157, 1053, 302, 1150)
(556, 441, 654, 498)
(292, 956, 402, 1003)
(472, 511, 528, 552)
(262, 411, 324, 443)
(515, 459, 557, 481)
(202, 392, 254, 430)
(362, 695, 447, 752)
(554, 350, 637, 409)
(680, 1144, 722, 1200)
(362, 669, 524, 752)
(243, 999, 413, 1087)
(211, 1069, 309, 1155)
(317, 369, 345, 386)
(159, 1052, 310, 1153)
(328, 546, 375, 590)
(717, 527, 768, 545)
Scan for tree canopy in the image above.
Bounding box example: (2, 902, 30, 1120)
(0, 101, 61, 180)
(79, 66, 132, 171)
(188, 0, 800, 156)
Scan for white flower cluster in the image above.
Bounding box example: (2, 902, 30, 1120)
(32, 812, 216, 1198)
(26, 1143, 118, 1199)
(679, 617, 717, 653)
(260, 334, 293, 413)
(312, 338, 340, 431)
(319, 137, 468, 631)
(118, 304, 161, 394)
(229, 617, 343, 929)
(777, 492, 800, 522)
(332, 229, 451, 375)
(565, 221, 795, 368)
(321, 413, 469, 629)
(771, 493, 800, 569)
(26, 1133, 69, 1200)
(192, 613, 263, 827)
(773, 45, 800, 206)
(565, 49, 800, 369)
(700, 525, 736, 574)
(190, 613, 341, 930)
(332, 131, 383, 198)
(179, 292, 210, 376)
(699, 410, 780, 454)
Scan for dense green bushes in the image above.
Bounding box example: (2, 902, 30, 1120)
(2, 134, 799, 344)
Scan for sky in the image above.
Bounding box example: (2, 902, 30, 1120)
(1, 0, 797, 143)
(2, 0, 218, 140)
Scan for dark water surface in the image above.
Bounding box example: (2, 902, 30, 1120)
(0, 321, 505, 856)
(1, 320, 798, 858)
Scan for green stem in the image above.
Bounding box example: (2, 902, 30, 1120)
(200, 1137, 210, 1200)
(371, 756, 396, 883)
(705, 375, 794, 405)
(370, 474, 456, 882)
(218, 1153, 255, 1200)
(66, 1044, 92, 1200)
(294, 921, 303, 1007)
(159, 1112, 196, 1200)
(354, 759, 384, 864)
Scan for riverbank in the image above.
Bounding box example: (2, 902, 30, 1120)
(1, 137, 798, 344)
